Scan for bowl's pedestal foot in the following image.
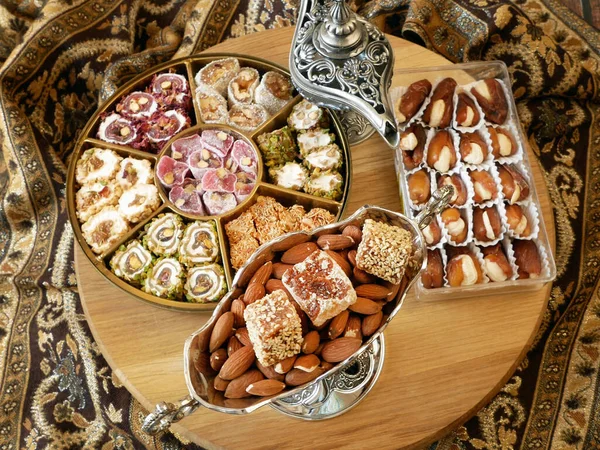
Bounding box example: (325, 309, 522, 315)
(270, 334, 385, 420)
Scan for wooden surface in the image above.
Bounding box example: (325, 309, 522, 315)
(76, 28, 555, 449)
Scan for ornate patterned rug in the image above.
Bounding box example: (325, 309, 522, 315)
(0, 0, 598, 448)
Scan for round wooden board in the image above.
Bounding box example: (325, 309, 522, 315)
(76, 28, 555, 450)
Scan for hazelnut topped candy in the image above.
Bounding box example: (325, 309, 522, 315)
(473, 206, 502, 242)
(441, 208, 468, 244)
(446, 248, 483, 287)
(455, 92, 481, 128)
(481, 244, 513, 282)
(470, 78, 508, 124)
(505, 204, 531, 236)
(422, 249, 444, 289)
(469, 170, 498, 204)
(422, 217, 442, 246)
(426, 130, 457, 173)
(408, 169, 430, 205)
(490, 127, 517, 158)
(513, 239, 542, 279)
(459, 131, 488, 165)
(438, 174, 468, 206)
(400, 124, 426, 170)
(497, 164, 530, 204)
(423, 78, 457, 128)
(395, 79, 432, 124)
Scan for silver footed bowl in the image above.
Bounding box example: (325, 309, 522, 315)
(142, 188, 453, 433)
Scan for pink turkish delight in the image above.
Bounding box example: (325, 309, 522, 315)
(200, 130, 234, 157)
(157, 155, 189, 188)
(203, 191, 237, 215)
(201, 168, 237, 193)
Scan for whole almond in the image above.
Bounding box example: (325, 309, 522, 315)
(302, 331, 320, 354)
(348, 249, 357, 266)
(294, 354, 320, 372)
(281, 242, 319, 264)
(272, 262, 292, 279)
(210, 348, 228, 371)
(235, 327, 252, 347)
(285, 367, 324, 386)
(342, 225, 362, 244)
(246, 379, 286, 396)
(227, 336, 243, 356)
(214, 376, 230, 392)
(265, 279, 290, 296)
(194, 352, 215, 376)
(353, 267, 377, 284)
(344, 315, 362, 340)
(383, 280, 401, 302)
(348, 297, 382, 315)
(256, 361, 285, 381)
(244, 283, 265, 305)
(209, 312, 234, 352)
(219, 346, 256, 380)
(250, 261, 273, 285)
(321, 337, 362, 363)
(231, 299, 246, 328)
(274, 355, 297, 374)
(325, 250, 352, 278)
(328, 310, 349, 339)
(225, 369, 264, 399)
(317, 234, 355, 251)
(355, 284, 391, 300)
(362, 311, 383, 337)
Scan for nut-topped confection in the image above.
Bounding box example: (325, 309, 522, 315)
(243, 290, 303, 366)
(356, 219, 413, 284)
(282, 250, 357, 327)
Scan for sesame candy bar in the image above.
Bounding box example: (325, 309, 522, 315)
(282, 250, 357, 327)
(244, 290, 303, 366)
(356, 219, 413, 284)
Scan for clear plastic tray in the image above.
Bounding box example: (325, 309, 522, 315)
(391, 61, 556, 299)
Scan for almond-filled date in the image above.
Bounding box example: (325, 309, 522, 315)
(423, 78, 457, 128)
(426, 130, 457, 173)
(399, 124, 426, 170)
(469, 170, 498, 204)
(446, 248, 483, 287)
(513, 239, 542, 279)
(422, 218, 442, 246)
(422, 249, 444, 289)
(441, 208, 468, 244)
(481, 244, 512, 282)
(473, 206, 502, 242)
(395, 79, 432, 124)
(459, 131, 488, 165)
(497, 164, 529, 204)
(470, 79, 508, 124)
(455, 93, 481, 127)
(505, 204, 531, 236)
(408, 169, 430, 205)
(437, 174, 467, 206)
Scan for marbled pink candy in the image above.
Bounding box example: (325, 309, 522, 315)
(169, 185, 205, 215)
(201, 130, 234, 157)
(157, 155, 189, 188)
(188, 148, 223, 180)
(201, 168, 237, 193)
(172, 134, 203, 161)
(231, 140, 258, 173)
(234, 171, 256, 202)
(203, 192, 237, 216)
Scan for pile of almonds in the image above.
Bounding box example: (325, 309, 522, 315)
(194, 224, 405, 404)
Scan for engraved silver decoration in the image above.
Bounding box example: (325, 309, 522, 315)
(339, 110, 376, 145)
(290, 0, 399, 148)
(143, 196, 452, 432)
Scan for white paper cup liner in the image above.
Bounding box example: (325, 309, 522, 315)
(423, 128, 462, 176)
(452, 87, 485, 133)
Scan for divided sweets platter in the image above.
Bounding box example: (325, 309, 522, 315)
(66, 54, 351, 311)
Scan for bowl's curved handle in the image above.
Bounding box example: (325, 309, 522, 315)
(414, 185, 455, 230)
(142, 396, 200, 435)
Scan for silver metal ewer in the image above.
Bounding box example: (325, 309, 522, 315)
(290, 0, 398, 147)
(142, 187, 453, 434)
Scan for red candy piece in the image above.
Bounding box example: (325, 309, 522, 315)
(201, 130, 234, 157)
(203, 192, 237, 216)
(231, 140, 257, 174)
(172, 134, 203, 161)
(201, 168, 237, 193)
(157, 155, 189, 188)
